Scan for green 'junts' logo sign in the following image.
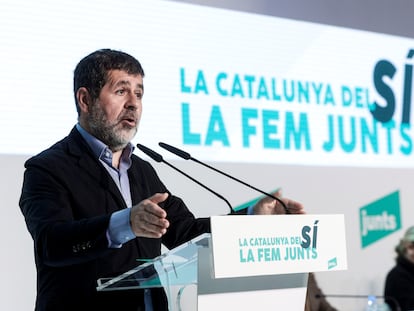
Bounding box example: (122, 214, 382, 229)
(360, 190, 401, 248)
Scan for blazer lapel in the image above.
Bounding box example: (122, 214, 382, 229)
(66, 127, 127, 211)
(128, 158, 144, 206)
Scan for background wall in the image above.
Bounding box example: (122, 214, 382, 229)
(174, 0, 414, 38)
(1, 0, 413, 310)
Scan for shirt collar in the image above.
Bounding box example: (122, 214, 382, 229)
(75, 123, 134, 167)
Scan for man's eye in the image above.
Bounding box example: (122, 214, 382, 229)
(135, 93, 142, 99)
(116, 89, 125, 95)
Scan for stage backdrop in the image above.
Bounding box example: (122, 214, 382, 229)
(1, 0, 413, 310)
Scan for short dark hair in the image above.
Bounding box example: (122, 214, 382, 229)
(73, 49, 145, 115)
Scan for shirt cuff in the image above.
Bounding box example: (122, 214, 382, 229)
(107, 208, 136, 248)
(247, 205, 254, 215)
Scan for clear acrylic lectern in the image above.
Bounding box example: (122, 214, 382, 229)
(97, 233, 211, 311)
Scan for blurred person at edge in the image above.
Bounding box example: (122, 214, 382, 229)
(305, 273, 338, 311)
(384, 226, 414, 311)
(19, 48, 305, 311)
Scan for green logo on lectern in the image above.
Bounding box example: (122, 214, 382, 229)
(360, 190, 401, 248)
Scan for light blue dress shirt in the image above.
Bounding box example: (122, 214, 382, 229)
(76, 124, 136, 247)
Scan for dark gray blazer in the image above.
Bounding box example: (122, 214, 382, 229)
(19, 127, 210, 311)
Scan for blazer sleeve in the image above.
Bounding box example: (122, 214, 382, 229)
(19, 154, 114, 267)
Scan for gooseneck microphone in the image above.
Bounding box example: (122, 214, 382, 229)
(136, 144, 234, 214)
(158, 142, 289, 214)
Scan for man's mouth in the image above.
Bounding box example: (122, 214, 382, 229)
(120, 116, 137, 127)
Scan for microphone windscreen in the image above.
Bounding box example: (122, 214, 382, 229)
(137, 144, 163, 162)
(159, 142, 191, 160)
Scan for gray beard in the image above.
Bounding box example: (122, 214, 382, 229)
(89, 123, 133, 151)
(87, 106, 137, 151)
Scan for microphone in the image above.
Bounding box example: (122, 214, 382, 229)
(315, 294, 401, 311)
(136, 144, 235, 214)
(158, 142, 289, 214)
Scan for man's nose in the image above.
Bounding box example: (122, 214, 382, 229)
(125, 93, 140, 110)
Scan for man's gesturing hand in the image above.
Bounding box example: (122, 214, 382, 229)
(252, 189, 305, 215)
(130, 192, 170, 238)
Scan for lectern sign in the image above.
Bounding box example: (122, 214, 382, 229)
(210, 214, 347, 278)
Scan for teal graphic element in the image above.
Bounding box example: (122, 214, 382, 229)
(360, 190, 401, 248)
(328, 257, 337, 270)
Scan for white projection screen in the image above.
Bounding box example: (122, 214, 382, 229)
(1, 0, 414, 310)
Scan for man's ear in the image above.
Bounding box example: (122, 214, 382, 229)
(76, 87, 91, 113)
